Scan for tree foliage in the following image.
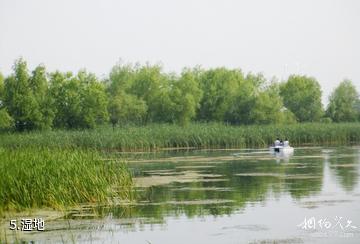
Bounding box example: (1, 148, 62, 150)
(108, 63, 203, 126)
(250, 83, 284, 124)
(108, 92, 147, 126)
(0, 73, 14, 130)
(280, 75, 323, 122)
(169, 68, 203, 125)
(198, 68, 244, 122)
(50, 71, 109, 129)
(326, 80, 360, 122)
(131, 64, 173, 123)
(4, 59, 51, 130)
(0, 59, 359, 132)
(30, 65, 55, 129)
(224, 73, 264, 124)
(0, 73, 4, 101)
(107, 63, 147, 126)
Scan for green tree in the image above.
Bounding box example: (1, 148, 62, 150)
(0, 72, 4, 100)
(250, 84, 284, 124)
(50, 70, 109, 129)
(4, 59, 50, 130)
(78, 71, 109, 128)
(356, 100, 360, 121)
(0, 109, 13, 130)
(224, 73, 266, 124)
(108, 92, 147, 127)
(108, 62, 136, 95)
(198, 68, 245, 122)
(170, 68, 203, 126)
(281, 109, 298, 124)
(0, 73, 14, 129)
(280, 75, 323, 122)
(131, 64, 173, 122)
(29, 65, 55, 129)
(107, 63, 147, 126)
(50, 71, 82, 128)
(326, 80, 360, 122)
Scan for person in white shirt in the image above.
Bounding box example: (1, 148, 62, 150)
(274, 138, 280, 146)
(284, 138, 289, 147)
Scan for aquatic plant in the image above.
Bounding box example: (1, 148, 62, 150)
(0, 147, 133, 213)
(0, 123, 359, 151)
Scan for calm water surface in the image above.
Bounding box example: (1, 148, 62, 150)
(5, 146, 360, 243)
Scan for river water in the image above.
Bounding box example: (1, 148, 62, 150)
(5, 146, 360, 243)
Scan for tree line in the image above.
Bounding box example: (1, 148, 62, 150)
(0, 58, 359, 131)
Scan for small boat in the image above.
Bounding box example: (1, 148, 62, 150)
(269, 145, 294, 153)
(270, 145, 294, 162)
(270, 140, 294, 161)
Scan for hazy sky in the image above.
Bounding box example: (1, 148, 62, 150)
(1, 0, 359, 104)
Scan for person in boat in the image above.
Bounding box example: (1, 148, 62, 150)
(274, 138, 280, 146)
(284, 138, 289, 147)
(280, 139, 284, 146)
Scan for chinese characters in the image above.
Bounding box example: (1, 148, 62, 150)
(9, 218, 45, 231)
(297, 216, 357, 231)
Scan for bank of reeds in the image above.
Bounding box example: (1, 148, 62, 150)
(0, 147, 133, 214)
(1, 123, 359, 151)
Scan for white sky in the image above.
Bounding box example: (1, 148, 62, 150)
(1, 0, 359, 104)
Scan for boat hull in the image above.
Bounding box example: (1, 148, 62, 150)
(269, 146, 294, 153)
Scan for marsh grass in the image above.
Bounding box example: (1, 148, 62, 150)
(0, 123, 359, 151)
(0, 147, 133, 214)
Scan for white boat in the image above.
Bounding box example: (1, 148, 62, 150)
(269, 145, 294, 153)
(269, 146, 294, 162)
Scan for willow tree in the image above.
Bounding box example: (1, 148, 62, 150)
(226, 73, 268, 124)
(169, 68, 203, 126)
(4, 59, 52, 130)
(0, 73, 13, 129)
(108, 92, 147, 126)
(131, 64, 173, 123)
(107, 63, 147, 126)
(280, 75, 323, 122)
(0, 73, 3, 99)
(30, 65, 55, 129)
(50, 70, 109, 129)
(250, 83, 284, 124)
(198, 68, 245, 122)
(326, 80, 359, 122)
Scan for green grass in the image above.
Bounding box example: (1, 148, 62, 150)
(0, 147, 133, 214)
(1, 123, 360, 151)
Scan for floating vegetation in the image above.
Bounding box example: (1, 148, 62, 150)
(235, 173, 322, 180)
(299, 199, 353, 209)
(134, 171, 228, 187)
(235, 173, 283, 177)
(176, 165, 216, 169)
(222, 224, 269, 231)
(330, 164, 359, 168)
(249, 237, 304, 244)
(172, 187, 234, 192)
(163, 199, 234, 205)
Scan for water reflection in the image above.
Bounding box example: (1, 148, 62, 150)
(7, 147, 360, 243)
(62, 147, 360, 226)
(328, 147, 360, 192)
(123, 150, 325, 220)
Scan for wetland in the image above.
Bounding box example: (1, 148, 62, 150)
(2, 146, 360, 243)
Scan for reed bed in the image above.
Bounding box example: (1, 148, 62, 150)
(1, 123, 359, 151)
(0, 147, 133, 213)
